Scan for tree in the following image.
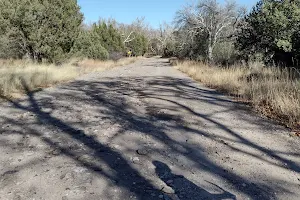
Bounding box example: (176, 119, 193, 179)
(236, 0, 300, 65)
(92, 21, 124, 53)
(0, 0, 83, 63)
(126, 33, 148, 56)
(72, 30, 109, 60)
(117, 17, 149, 55)
(118, 17, 149, 44)
(175, 0, 242, 62)
(148, 22, 176, 56)
(173, 27, 208, 60)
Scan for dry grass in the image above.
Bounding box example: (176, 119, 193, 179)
(0, 57, 139, 98)
(72, 57, 139, 73)
(174, 60, 300, 128)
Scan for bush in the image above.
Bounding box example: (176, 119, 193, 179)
(86, 44, 109, 60)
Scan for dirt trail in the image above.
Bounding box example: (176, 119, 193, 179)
(0, 58, 299, 200)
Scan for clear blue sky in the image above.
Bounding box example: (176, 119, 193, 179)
(77, 0, 257, 28)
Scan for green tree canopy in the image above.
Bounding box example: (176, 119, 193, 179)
(236, 0, 300, 65)
(0, 0, 83, 63)
(72, 30, 109, 60)
(91, 22, 125, 53)
(126, 33, 148, 56)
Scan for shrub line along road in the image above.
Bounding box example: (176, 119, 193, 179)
(0, 58, 299, 200)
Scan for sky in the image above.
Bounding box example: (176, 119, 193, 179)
(77, 0, 257, 28)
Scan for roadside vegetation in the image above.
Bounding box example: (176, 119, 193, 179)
(0, 57, 138, 98)
(0, 0, 181, 98)
(174, 61, 300, 128)
(166, 0, 300, 129)
(0, 0, 151, 98)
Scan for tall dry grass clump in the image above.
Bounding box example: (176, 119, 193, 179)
(174, 60, 300, 128)
(0, 62, 78, 97)
(0, 57, 140, 98)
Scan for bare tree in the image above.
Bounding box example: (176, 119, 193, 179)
(157, 23, 175, 54)
(147, 22, 175, 55)
(117, 17, 150, 45)
(175, 0, 243, 62)
(122, 31, 135, 44)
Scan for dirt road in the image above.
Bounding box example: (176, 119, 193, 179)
(0, 58, 299, 200)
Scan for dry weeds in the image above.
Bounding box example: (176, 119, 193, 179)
(174, 60, 300, 128)
(0, 57, 139, 98)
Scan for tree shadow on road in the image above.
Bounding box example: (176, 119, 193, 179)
(0, 80, 162, 200)
(153, 160, 236, 200)
(1, 73, 299, 199)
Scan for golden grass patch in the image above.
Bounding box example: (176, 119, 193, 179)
(0, 57, 140, 98)
(174, 60, 300, 128)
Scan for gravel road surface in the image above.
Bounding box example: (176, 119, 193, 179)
(0, 58, 299, 200)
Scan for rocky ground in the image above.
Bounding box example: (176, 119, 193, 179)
(0, 57, 299, 200)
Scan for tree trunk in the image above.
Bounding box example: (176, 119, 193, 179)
(207, 34, 213, 63)
(28, 46, 36, 61)
(208, 45, 213, 63)
(37, 54, 42, 63)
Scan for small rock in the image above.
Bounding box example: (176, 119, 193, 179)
(159, 195, 164, 199)
(17, 142, 24, 146)
(113, 144, 121, 150)
(136, 149, 148, 155)
(60, 173, 66, 180)
(77, 155, 93, 162)
(166, 180, 173, 184)
(13, 195, 21, 200)
(61, 172, 73, 181)
(162, 186, 175, 194)
(132, 157, 140, 164)
(78, 186, 87, 191)
(242, 183, 247, 187)
(51, 149, 61, 156)
(42, 108, 52, 113)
